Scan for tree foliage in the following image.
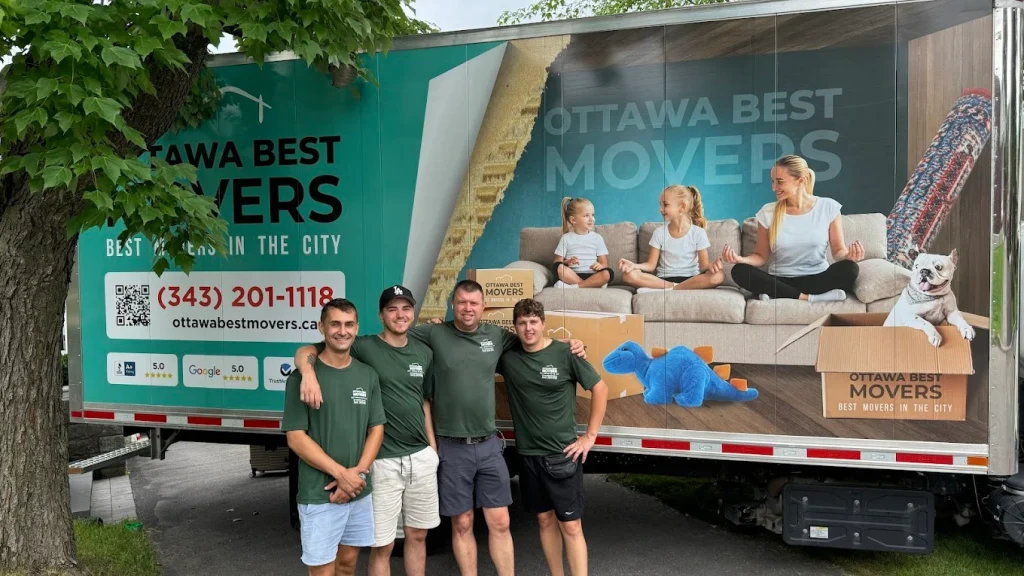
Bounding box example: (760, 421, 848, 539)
(0, 0, 432, 276)
(498, 0, 731, 25)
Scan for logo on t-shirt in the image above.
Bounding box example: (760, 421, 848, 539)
(408, 363, 424, 378)
(351, 387, 367, 405)
(541, 365, 559, 380)
(480, 339, 495, 353)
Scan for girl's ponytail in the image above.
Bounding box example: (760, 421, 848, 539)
(560, 197, 572, 234)
(688, 186, 708, 229)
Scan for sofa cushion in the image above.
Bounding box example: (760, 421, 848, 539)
(638, 220, 741, 289)
(519, 222, 637, 286)
(632, 287, 746, 323)
(852, 258, 910, 304)
(504, 260, 555, 293)
(740, 212, 888, 262)
(867, 293, 901, 314)
(534, 286, 634, 314)
(744, 296, 867, 325)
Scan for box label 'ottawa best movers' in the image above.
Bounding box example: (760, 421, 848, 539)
(778, 313, 989, 421)
(467, 269, 534, 308)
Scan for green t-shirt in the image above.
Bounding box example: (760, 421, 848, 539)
(410, 321, 518, 438)
(281, 357, 386, 505)
(315, 335, 433, 459)
(496, 340, 602, 456)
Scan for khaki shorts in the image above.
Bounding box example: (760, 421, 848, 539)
(371, 446, 441, 547)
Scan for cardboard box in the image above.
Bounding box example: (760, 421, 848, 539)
(543, 310, 645, 399)
(777, 312, 989, 421)
(481, 308, 516, 333)
(467, 269, 534, 308)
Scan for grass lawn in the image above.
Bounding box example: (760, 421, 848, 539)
(611, 473, 1024, 576)
(0, 519, 160, 576)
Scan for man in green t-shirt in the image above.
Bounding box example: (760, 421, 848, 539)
(407, 280, 586, 576)
(282, 298, 387, 576)
(293, 285, 440, 576)
(496, 298, 608, 576)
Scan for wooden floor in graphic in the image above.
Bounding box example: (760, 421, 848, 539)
(496, 363, 989, 444)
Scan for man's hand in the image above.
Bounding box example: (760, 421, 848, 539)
(428, 317, 443, 324)
(328, 467, 367, 502)
(300, 371, 323, 410)
(324, 480, 351, 503)
(568, 338, 586, 359)
(564, 432, 597, 463)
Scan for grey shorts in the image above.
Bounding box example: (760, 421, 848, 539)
(436, 434, 512, 516)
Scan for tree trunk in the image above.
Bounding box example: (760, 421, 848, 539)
(0, 23, 211, 572)
(0, 184, 82, 573)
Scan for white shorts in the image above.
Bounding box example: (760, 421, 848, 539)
(371, 446, 441, 547)
(297, 494, 374, 566)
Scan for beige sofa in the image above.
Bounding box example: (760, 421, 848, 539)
(501, 214, 912, 366)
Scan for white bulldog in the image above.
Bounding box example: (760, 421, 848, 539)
(883, 248, 975, 347)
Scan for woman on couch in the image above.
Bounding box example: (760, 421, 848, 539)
(721, 154, 863, 302)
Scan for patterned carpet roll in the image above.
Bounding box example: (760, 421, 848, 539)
(886, 88, 992, 269)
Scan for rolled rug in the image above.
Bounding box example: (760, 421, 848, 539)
(886, 88, 992, 268)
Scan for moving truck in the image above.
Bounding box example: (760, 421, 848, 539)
(67, 0, 1024, 554)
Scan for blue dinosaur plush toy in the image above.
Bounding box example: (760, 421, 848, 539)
(603, 341, 759, 407)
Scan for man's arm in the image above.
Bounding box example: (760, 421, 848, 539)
(294, 343, 324, 409)
(355, 425, 384, 472)
(423, 401, 437, 451)
(286, 430, 363, 493)
(563, 353, 608, 462)
(563, 381, 607, 463)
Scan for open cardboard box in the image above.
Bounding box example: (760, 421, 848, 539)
(777, 312, 989, 421)
(545, 310, 645, 399)
(467, 269, 534, 308)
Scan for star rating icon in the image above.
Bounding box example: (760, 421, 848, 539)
(145, 372, 173, 379)
(221, 375, 253, 382)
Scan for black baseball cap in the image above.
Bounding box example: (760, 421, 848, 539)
(379, 285, 416, 310)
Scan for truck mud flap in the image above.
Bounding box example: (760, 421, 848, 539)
(781, 484, 934, 554)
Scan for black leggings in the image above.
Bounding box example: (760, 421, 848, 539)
(730, 261, 859, 300)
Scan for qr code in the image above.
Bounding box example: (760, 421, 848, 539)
(115, 284, 150, 327)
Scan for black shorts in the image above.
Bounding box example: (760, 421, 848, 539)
(552, 262, 615, 283)
(520, 454, 584, 522)
(660, 275, 692, 283)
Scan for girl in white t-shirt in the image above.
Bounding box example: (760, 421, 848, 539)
(553, 197, 614, 289)
(618, 185, 725, 293)
(721, 154, 864, 302)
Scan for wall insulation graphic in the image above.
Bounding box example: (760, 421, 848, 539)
(404, 36, 571, 320)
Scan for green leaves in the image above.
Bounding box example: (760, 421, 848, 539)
(82, 97, 123, 124)
(41, 38, 83, 64)
(101, 45, 141, 69)
(36, 78, 59, 100)
(59, 3, 94, 26)
(133, 36, 165, 58)
(53, 111, 78, 133)
(91, 155, 126, 183)
(153, 15, 188, 40)
(42, 165, 73, 190)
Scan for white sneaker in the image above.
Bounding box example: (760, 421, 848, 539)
(554, 281, 579, 289)
(637, 286, 674, 294)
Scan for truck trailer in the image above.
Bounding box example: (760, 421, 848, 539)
(67, 0, 1024, 554)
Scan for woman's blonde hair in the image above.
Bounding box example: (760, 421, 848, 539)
(560, 197, 593, 234)
(662, 184, 707, 229)
(768, 155, 815, 250)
